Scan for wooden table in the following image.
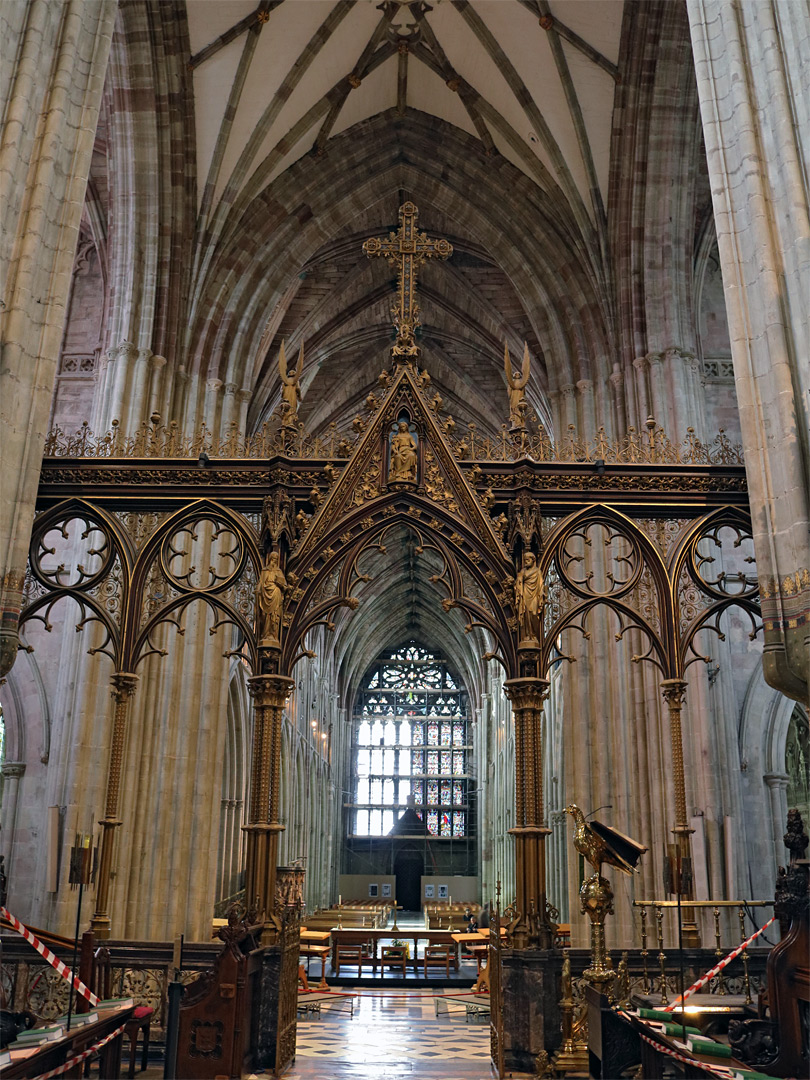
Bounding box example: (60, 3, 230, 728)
(329, 928, 461, 973)
(4, 1005, 135, 1079)
(300, 929, 332, 987)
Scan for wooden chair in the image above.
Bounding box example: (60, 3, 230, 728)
(334, 942, 372, 976)
(380, 945, 407, 977)
(424, 944, 452, 977)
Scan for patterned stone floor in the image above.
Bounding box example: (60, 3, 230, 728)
(141, 989, 536, 1079)
(262, 989, 508, 1080)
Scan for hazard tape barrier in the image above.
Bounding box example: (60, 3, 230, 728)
(1, 906, 99, 1006)
(30, 1021, 127, 1079)
(664, 915, 775, 1011)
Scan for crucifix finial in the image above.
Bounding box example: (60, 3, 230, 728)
(362, 202, 453, 362)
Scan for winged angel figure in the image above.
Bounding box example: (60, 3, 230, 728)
(504, 341, 531, 428)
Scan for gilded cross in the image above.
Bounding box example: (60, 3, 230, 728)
(363, 201, 453, 360)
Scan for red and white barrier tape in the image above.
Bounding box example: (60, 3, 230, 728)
(29, 1021, 127, 1080)
(664, 915, 774, 1011)
(637, 1030, 733, 1078)
(1, 906, 99, 1007)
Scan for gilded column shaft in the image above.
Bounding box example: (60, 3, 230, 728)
(92, 672, 138, 938)
(660, 678, 699, 944)
(245, 674, 293, 930)
(504, 677, 553, 948)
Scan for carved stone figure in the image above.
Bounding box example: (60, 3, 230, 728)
(255, 550, 287, 644)
(515, 551, 545, 643)
(278, 340, 304, 426)
(505, 341, 531, 428)
(389, 420, 417, 482)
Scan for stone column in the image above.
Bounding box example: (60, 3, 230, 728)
(91, 672, 138, 938)
(147, 355, 167, 420)
(503, 676, 554, 949)
(244, 674, 294, 939)
(763, 773, 789, 868)
(0, 762, 26, 871)
(687, 0, 810, 701)
(0, 0, 116, 677)
(660, 679, 699, 946)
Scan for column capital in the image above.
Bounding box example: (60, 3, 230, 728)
(110, 672, 138, 700)
(763, 772, 790, 790)
(149, 354, 167, 370)
(248, 673, 294, 709)
(1, 761, 26, 780)
(503, 677, 550, 710)
(660, 678, 688, 705)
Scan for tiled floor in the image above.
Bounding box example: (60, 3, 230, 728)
(140, 989, 530, 1079)
(283, 989, 495, 1078)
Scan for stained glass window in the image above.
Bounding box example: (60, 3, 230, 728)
(350, 642, 472, 837)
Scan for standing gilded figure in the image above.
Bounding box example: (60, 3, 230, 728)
(255, 550, 287, 644)
(515, 551, 545, 644)
(278, 340, 304, 425)
(504, 341, 531, 428)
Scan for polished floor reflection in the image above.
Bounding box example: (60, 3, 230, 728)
(278, 989, 503, 1079)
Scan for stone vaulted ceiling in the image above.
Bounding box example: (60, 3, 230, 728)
(182, 0, 626, 440)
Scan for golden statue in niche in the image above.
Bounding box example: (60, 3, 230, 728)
(389, 420, 417, 483)
(515, 551, 545, 644)
(505, 340, 531, 428)
(278, 339, 304, 426)
(255, 549, 287, 645)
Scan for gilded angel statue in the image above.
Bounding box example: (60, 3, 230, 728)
(504, 341, 530, 428)
(278, 340, 304, 426)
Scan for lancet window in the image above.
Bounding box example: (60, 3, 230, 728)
(349, 642, 472, 838)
